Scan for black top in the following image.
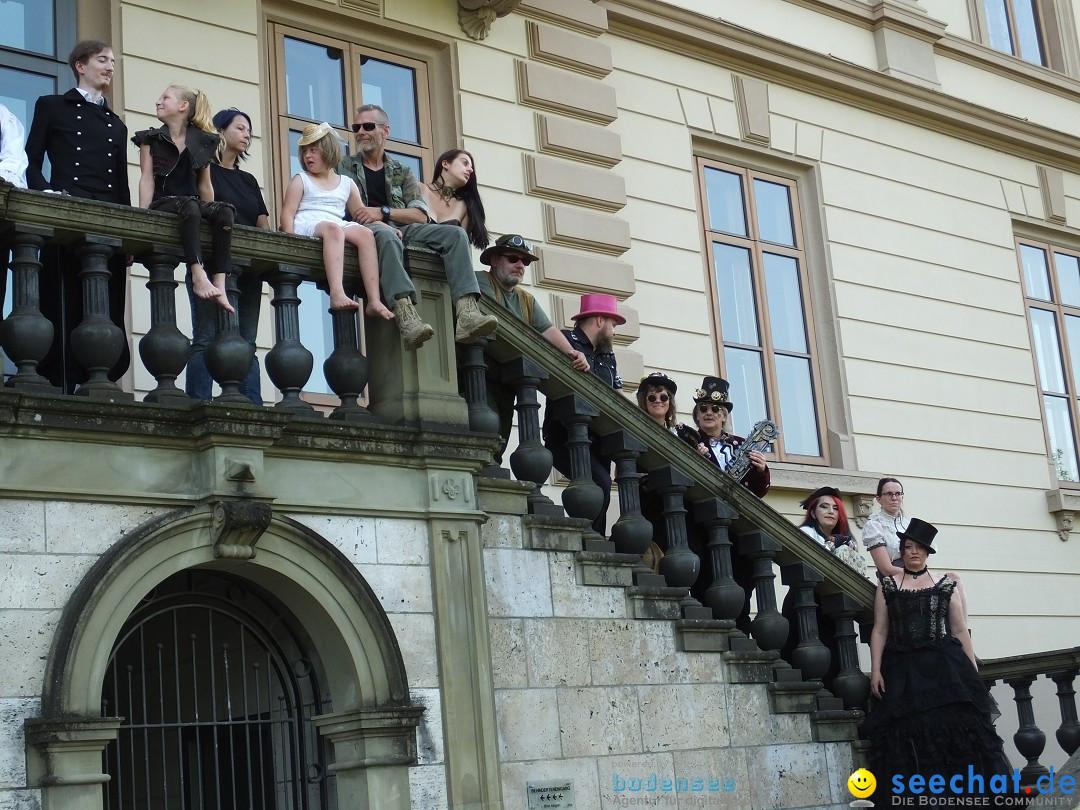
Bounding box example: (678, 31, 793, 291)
(565, 325, 622, 390)
(131, 125, 219, 202)
(210, 163, 268, 227)
(363, 165, 387, 207)
(25, 88, 130, 204)
(882, 574, 956, 651)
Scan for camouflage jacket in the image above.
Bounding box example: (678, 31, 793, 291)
(337, 153, 429, 215)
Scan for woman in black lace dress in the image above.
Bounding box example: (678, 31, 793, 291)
(863, 519, 1011, 798)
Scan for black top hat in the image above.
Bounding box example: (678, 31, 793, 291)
(479, 233, 539, 266)
(799, 486, 841, 510)
(637, 372, 677, 397)
(897, 518, 938, 553)
(693, 376, 734, 412)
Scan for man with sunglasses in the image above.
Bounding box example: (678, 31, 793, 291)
(337, 104, 496, 343)
(691, 376, 770, 497)
(473, 234, 588, 462)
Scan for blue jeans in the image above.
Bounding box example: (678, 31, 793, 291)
(186, 271, 262, 404)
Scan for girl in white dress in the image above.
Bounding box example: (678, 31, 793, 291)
(279, 122, 393, 318)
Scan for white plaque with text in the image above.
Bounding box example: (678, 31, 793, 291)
(526, 779, 575, 809)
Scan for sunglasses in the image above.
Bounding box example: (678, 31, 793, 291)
(696, 403, 724, 414)
(501, 253, 534, 267)
(351, 122, 381, 133)
(647, 393, 670, 403)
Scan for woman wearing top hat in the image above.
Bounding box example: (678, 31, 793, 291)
(862, 519, 1010, 797)
(689, 376, 770, 497)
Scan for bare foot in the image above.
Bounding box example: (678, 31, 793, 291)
(365, 300, 395, 320)
(330, 293, 362, 311)
(192, 275, 235, 313)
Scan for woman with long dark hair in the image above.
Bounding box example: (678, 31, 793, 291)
(421, 148, 489, 249)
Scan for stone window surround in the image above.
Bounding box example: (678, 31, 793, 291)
(965, 0, 1080, 77)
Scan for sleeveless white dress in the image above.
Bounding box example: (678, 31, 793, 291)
(291, 172, 360, 237)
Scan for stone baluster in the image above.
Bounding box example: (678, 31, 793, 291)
(71, 235, 129, 399)
(503, 356, 560, 516)
(264, 266, 315, 415)
(645, 465, 709, 618)
(459, 337, 499, 436)
(206, 261, 256, 404)
(1005, 675, 1050, 785)
(547, 393, 605, 548)
(602, 431, 652, 557)
(738, 530, 788, 652)
(821, 592, 870, 709)
(780, 562, 831, 682)
(1049, 668, 1080, 756)
(692, 496, 743, 621)
(137, 246, 189, 403)
(0, 224, 56, 391)
(323, 308, 372, 422)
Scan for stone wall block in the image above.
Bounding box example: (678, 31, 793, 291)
(355, 563, 433, 614)
(291, 513, 377, 565)
(534, 247, 635, 297)
(745, 743, 830, 808)
(495, 687, 561, 761)
(481, 514, 525, 550)
(0, 611, 60, 697)
(408, 763, 448, 810)
(588, 621, 696, 685)
(638, 683, 730, 752)
(499, 756, 601, 807)
(725, 684, 812, 748)
(0, 502, 45, 554)
(557, 685, 642, 757)
(484, 548, 554, 618)
(537, 114, 622, 167)
(519, 0, 608, 34)
(44, 502, 166, 554)
(387, 613, 439, 689)
(671, 747, 751, 801)
(544, 202, 631, 255)
(0, 698, 39, 788)
(523, 617, 591, 687)
(525, 154, 626, 211)
(517, 61, 617, 123)
(0, 556, 97, 610)
(548, 553, 626, 619)
(489, 618, 529, 688)
(375, 517, 429, 565)
(527, 21, 612, 77)
(824, 741, 857, 805)
(409, 687, 445, 766)
(596, 751, 675, 793)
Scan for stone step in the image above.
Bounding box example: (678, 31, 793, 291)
(768, 680, 821, 713)
(626, 584, 687, 619)
(674, 618, 738, 652)
(575, 549, 646, 587)
(722, 648, 780, 683)
(811, 708, 864, 742)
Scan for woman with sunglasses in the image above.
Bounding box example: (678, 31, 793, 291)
(690, 376, 770, 497)
(636, 372, 679, 428)
(420, 148, 489, 250)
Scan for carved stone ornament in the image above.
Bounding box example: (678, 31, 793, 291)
(210, 500, 273, 560)
(1055, 510, 1074, 542)
(458, 0, 524, 40)
(852, 494, 875, 529)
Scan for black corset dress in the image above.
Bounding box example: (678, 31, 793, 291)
(860, 575, 1013, 796)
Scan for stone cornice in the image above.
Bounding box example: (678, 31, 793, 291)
(599, 0, 1080, 171)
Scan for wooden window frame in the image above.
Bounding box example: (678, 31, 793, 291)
(1018, 236, 1080, 487)
(695, 157, 828, 467)
(969, 0, 1080, 75)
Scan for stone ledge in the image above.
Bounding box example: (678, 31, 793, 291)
(476, 477, 533, 517)
(675, 618, 738, 653)
(811, 708, 864, 742)
(768, 681, 821, 714)
(524, 513, 586, 551)
(576, 550, 642, 586)
(722, 648, 780, 683)
(625, 585, 686, 619)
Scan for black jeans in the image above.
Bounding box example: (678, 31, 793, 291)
(150, 196, 234, 271)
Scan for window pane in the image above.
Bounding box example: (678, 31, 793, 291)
(775, 355, 821, 456)
(703, 168, 747, 237)
(1013, 0, 1045, 65)
(284, 37, 346, 126)
(1065, 314, 1080, 389)
(1055, 253, 1080, 307)
(753, 179, 795, 247)
(359, 58, 419, 145)
(724, 347, 768, 437)
(297, 281, 337, 396)
(1021, 244, 1052, 301)
(763, 253, 808, 353)
(0, 0, 55, 56)
(387, 150, 421, 181)
(713, 243, 759, 347)
(983, 0, 1014, 53)
(0, 66, 54, 128)
(1044, 395, 1079, 482)
(1030, 308, 1067, 394)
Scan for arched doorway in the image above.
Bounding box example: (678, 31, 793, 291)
(101, 571, 335, 809)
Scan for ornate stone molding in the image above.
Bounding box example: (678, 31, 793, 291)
(852, 495, 875, 529)
(459, 0, 524, 40)
(210, 499, 272, 559)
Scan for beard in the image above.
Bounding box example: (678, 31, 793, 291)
(493, 266, 522, 288)
(593, 332, 613, 353)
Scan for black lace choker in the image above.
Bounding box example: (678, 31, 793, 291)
(903, 567, 929, 579)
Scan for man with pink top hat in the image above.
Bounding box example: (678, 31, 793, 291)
(543, 292, 625, 534)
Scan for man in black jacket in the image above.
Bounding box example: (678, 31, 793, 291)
(542, 293, 624, 534)
(25, 40, 130, 391)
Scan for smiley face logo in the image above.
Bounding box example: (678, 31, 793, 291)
(848, 768, 876, 799)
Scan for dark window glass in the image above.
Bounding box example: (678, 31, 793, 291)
(0, 0, 55, 56)
(283, 37, 346, 126)
(360, 58, 418, 145)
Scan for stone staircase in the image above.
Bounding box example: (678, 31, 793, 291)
(480, 477, 865, 810)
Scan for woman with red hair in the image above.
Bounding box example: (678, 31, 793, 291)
(798, 486, 865, 574)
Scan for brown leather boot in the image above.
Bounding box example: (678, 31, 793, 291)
(393, 297, 434, 351)
(454, 295, 497, 343)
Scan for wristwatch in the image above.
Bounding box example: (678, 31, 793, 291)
(381, 205, 391, 223)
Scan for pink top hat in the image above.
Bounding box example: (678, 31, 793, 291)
(572, 293, 626, 325)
